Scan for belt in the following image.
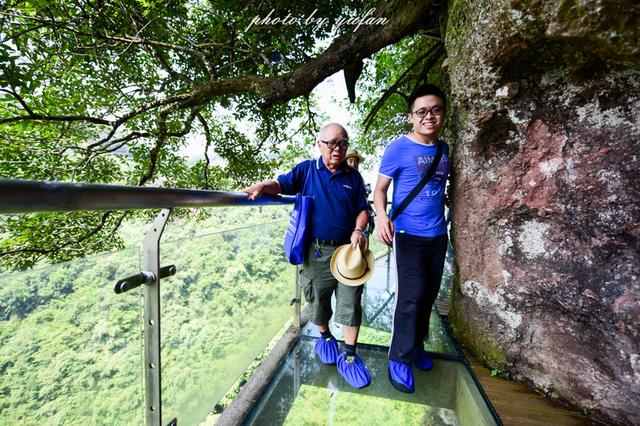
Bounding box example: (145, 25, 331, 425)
(313, 237, 351, 247)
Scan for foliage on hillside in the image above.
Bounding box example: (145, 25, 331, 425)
(0, 202, 454, 424)
(0, 206, 294, 425)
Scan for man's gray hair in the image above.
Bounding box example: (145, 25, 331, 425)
(317, 122, 348, 141)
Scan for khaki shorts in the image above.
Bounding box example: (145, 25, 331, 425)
(300, 244, 364, 326)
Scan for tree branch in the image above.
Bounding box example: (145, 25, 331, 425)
(85, 96, 191, 150)
(0, 211, 117, 259)
(3, 1, 445, 148)
(304, 95, 319, 136)
(0, 87, 113, 125)
(0, 88, 35, 116)
(363, 42, 445, 132)
(0, 113, 113, 126)
(177, 0, 446, 109)
(197, 113, 212, 189)
(137, 106, 200, 186)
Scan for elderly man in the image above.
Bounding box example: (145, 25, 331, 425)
(242, 123, 371, 389)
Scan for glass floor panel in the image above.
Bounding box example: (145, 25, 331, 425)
(244, 338, 498, 426)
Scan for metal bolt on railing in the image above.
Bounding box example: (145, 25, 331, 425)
(114, 266, 176, 294)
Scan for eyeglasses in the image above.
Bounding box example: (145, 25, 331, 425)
(319, 138, 349, 150)
(411, 106, 445, 118)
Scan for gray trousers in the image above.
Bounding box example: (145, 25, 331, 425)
(300, 244, 363, 326)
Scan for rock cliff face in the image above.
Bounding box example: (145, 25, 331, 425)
(444, 1, 640, 424)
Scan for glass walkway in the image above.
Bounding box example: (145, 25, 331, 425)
(243, 252, 500, 426)
(1, 181, 500, 425)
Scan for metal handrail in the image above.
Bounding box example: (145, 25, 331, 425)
(0, 179, 294, 214)
(0, 178, 297, 426)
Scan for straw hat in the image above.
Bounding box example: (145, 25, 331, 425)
(345, 149, 364, 162)
(330, 244, 375, 286)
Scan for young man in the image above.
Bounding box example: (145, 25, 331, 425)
(242, 122, 372, 389)
(373, 85, 450, 393)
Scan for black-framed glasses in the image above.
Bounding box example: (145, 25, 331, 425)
(319, 138, 349, 150)
(411, 106, 445, 118)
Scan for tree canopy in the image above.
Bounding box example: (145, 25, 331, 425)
(0, 0, 447, 268)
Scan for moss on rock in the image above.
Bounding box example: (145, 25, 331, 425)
(448, 267, 508, 371)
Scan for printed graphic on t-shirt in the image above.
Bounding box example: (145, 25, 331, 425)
(414, 153, 449, 197)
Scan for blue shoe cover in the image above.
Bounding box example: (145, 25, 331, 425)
(414, 348, 433, 371)
(314, 336, 339, 365)
(388, 360, 415, 393)
(337, 353, 371, 389)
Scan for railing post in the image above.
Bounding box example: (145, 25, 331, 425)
(293, 265, 301, 330)
(143, 208, 171, 426)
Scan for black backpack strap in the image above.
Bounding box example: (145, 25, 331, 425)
(390, 141, 443, 222)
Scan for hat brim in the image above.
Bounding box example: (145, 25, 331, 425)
(346, 154, 365, 162)
(330, 244, 375, 286)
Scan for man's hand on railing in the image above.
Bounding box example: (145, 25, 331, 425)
(241, 180, 282, 201)
(242, 183, 265, 201)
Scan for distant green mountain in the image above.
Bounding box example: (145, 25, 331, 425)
(0, 206, 294, 425)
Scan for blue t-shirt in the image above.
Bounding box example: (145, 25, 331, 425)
(379, 136, 450, 237)
(278, 157, 369, 240)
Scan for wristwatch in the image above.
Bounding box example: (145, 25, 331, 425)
(354, 228, 369, 238)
